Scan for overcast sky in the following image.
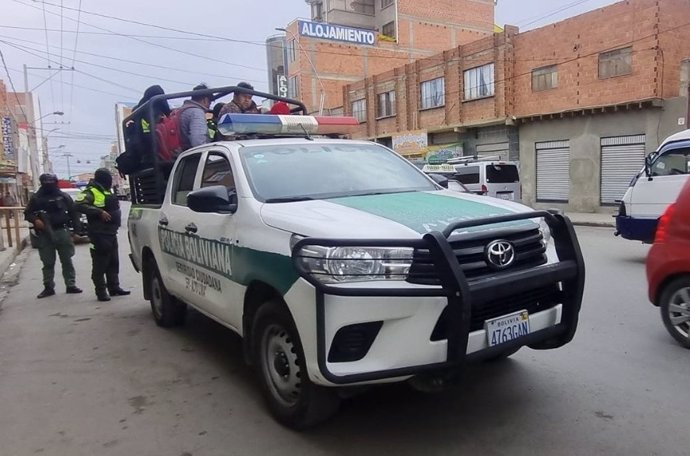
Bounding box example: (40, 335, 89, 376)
(0, 0, 619, 178)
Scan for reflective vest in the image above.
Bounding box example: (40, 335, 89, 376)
(89, 186, 111, 208)
(141, 118, 150, 134)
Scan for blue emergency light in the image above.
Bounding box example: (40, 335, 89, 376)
(217, 114, 359, 137)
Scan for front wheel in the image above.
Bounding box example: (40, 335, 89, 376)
(149, 260, 186, 328)
(252, 299, 340, 429)
(659, 277, 690, 349)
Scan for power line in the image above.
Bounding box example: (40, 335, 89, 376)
(40, 0, 57, 113)
(516, 0, 594, 28)
(67, 0, 83, 136)
(0, 33, 266, 84)
(0, 48, 31, 126)
(8, 64, 134, 98)
(13, 0, 267, 73)
(0, 25, 231, 41)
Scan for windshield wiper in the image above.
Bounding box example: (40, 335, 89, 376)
(264, 196, 315, 203)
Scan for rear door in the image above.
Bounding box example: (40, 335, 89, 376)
(484, 163, 520, 200)
(158, 152, 203, 297)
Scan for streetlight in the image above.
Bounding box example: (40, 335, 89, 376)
(276, 27, 326, 115)
(33, 111, 64, 123)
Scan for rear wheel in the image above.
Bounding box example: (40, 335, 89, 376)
(149, 260, 186, 327)
(252, 299, 340, 429)
(659, 277, 690, 349)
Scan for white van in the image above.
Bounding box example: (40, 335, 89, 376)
(615, 129, 690, 243)
(449, 158, 522, 201)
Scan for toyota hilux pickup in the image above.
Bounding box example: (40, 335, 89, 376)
(126, 86, 585, 429)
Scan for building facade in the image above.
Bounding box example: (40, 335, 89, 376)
(276, 0, 496, 113)
(343, 0, 690, 212)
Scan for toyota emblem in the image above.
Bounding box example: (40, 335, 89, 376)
(485, 240, 516, 269)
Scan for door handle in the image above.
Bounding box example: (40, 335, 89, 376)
(185, 223, 198, 234)
(158, 216, 169, 226)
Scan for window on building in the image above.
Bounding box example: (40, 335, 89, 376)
(420, 78, 445, 110)
(351, 0, 375, 15)
(287, 39, 297, 63)
(381, 21, 396, 39)
(352, 99, 367, 123)
(599, 47, 632, 79)
(377, 90, 396, 118)
(381, 0, 394, 8)
(311, 1, 324, 21)
(288, 76, 299, 99)
(532, 65, 558, 92)
(464, 63, 495, 100)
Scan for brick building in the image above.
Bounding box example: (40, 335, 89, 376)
(271, 0, 496, 113)
(343, 0, 690, 212)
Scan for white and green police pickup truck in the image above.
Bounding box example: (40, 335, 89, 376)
(126, 87, 584, 429)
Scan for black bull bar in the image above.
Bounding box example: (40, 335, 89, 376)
(291, 210, 586, 385)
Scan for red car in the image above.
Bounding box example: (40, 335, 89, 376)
(646, 176, 690, 348)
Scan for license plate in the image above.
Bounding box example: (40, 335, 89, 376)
(485, 310, 530, 347)
(497, 192, 514, 200)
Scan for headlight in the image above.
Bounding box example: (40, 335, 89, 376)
(539, 219, 552, 245)
(293, 238, 413, 284)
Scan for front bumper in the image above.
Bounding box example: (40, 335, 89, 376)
(292, 211, 585, 385)
(615, 215, 657, 243)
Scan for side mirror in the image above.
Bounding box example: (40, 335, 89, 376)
(644, 155, 653, 180)
(187, 185, 237, 213)
(427, 173, 449, 188)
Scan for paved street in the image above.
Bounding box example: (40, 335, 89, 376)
(0, 220, 688, 456)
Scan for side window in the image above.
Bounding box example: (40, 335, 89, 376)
(172, 154, 202, 206)
(201, 153, 235, 191)
(454, 166, 480, 185)
(652, 147, 690, 177)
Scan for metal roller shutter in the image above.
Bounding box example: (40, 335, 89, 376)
(536, 140, 570, 202)
(600, 135, 646, 205)
(476, 142, 509, 160)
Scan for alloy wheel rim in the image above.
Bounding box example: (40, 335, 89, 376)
(668, 287, 690, 338)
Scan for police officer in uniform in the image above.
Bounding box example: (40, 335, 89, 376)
(25, 173, 83, 299)
(76, 168, 130, 302)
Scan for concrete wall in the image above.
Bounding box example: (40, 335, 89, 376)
(519, 97, 689, 213)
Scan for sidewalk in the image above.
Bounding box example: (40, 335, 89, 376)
(565, 211, 616, 228)
(0, 223, 30, 281)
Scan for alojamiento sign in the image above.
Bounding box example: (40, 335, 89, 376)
(298, 20, 377, 46)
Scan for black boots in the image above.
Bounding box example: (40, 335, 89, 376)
(108, 288, 131, 296)
(66, 286, 83, 294)
(37, 288, 55, 299)
(96, 291, 111, 302)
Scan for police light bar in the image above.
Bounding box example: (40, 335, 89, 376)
(217, 114, 359, 136)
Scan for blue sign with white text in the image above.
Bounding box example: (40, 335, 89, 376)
(298, 20, 376, 46)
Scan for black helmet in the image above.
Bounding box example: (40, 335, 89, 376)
(94, 168, 113, 189)
(237, 82, 254, 91)
(39, 173, 58, 185)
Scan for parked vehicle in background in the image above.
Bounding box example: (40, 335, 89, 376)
(447, 157, 521, 201)
(646, 174, 690, 349)
(61, 188, 89, 241)
(615, 129, 690, 243)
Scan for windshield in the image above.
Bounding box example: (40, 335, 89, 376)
(240, 143, 437, 202)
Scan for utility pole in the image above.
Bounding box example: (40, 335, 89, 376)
(62, 152, 73, 180)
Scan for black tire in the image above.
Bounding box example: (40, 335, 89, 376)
(659, 276, 690, 349)
(252, 299, 340, 429)
(149, 260, 186, 328)
(483, 346, 521, 362)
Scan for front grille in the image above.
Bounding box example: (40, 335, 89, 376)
(430, 285, 562, 339)
(408, 228, 547, 285)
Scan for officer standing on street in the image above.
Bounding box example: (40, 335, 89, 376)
(25, 173, 83, 299)
(75, 168, 130, 302)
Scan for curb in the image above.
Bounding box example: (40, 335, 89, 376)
(570, 221, 615, 228)
(0, 236, 30, 280)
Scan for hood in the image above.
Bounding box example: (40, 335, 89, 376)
(260, 190, 534, 239)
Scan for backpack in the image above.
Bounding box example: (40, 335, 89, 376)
(155, 105, 195, 162)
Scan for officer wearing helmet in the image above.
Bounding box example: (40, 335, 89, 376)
(76, 168, 130, 301)
(24, 173, 83, 298)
